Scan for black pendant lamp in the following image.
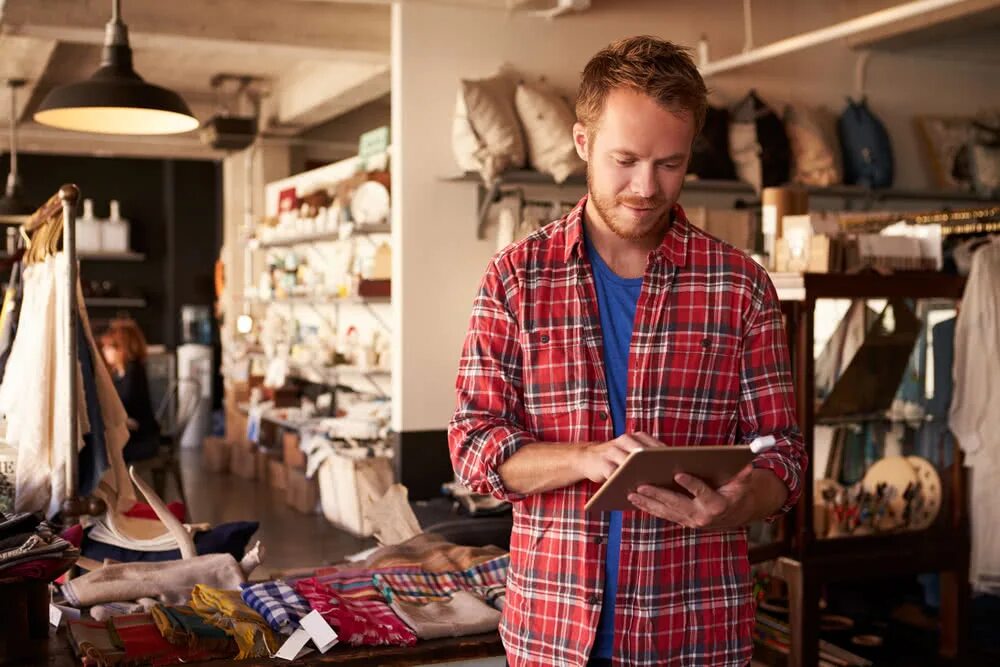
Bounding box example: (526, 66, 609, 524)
(33, 0, 198, 135)
(0, 79, 34, 223)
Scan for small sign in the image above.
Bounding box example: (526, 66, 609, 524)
(300, 610, 339, 653)
(358, 126, 390, 171)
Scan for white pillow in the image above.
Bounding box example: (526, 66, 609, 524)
(451, 71, 525, 183)
(514, 80, 584, 183)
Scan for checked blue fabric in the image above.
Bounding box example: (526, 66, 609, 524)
(240, 580, 312, 635)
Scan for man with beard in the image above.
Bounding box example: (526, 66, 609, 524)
(449, 36, 805, 667)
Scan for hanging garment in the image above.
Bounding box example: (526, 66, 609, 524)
(0, 254, 131, 517)
(78, 320, 109, 497)
(189, 584, 279, 659)
(0, 256, 25, 383)
(949, 241, 1000, 594)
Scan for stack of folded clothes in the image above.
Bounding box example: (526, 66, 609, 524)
(0, 511, 78, 581)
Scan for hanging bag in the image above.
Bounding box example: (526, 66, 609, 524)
(838, 97, 894, 188)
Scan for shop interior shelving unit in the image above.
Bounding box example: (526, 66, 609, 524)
(773, 272, 969, 667)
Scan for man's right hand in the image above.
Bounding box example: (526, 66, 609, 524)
(577, 432, 665, 483)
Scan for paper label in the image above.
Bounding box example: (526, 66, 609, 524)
(274, 628, 313, 661)
(762, 205, 778, 235)
(300, 610, 339, 653)
(49, 604, 63, 628)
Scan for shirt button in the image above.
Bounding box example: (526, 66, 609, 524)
(598, 411, 608, 421)
(588, 594, 601, 605)
(540, 334, 550, 343)
(594, 536, 606, 545)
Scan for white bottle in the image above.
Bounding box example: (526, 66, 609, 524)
(76, 198, 103, 253)
(101, 199, 130, 253)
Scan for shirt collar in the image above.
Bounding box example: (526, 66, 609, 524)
(562, 195, 690, 268)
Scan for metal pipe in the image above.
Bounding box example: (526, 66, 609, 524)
(700, 0, 964, 77)
(61, 185, 80, 508)
(742, 0, 754, 53)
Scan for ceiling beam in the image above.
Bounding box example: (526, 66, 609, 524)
(0, 0, 390, 65)
(0, 34, 57, 121)
(263, 62, 391, 134)
(848, 0, 1000, 50)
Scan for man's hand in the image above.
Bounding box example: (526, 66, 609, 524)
(627, 465, 788, 529)
(577, 432, 665, 484)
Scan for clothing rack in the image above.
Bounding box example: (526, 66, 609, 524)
(19, 184, 104, 524)
(838, 205, 1000, 235)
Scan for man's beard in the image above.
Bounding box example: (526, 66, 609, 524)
(587, 168, 670, 241)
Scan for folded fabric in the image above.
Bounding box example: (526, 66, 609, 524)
(150, 604, 235, 654)
(297, 565, 421, 600)
(83, 521, 259, 562)
(372, 554, 509, 608)
(295, 577, 417, 647)
(69, 613, 228, 667)
(1, 554, 76, 581)
(0, 533, 77, 574)
(390, 590, 501, 640)
(125, 501, 186, 523)
(190, 584, 279, 659)
(91, 599, 159, 622)
(0, 511, 39, 539)
(240, 580, 311, 635)
(363, 532, 507, 573)
(61, 553, 251, 607)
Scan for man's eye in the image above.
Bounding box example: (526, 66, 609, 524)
(615, 159, 635, 167)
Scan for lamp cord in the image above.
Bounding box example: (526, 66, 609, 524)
(6, 83, 17, 195)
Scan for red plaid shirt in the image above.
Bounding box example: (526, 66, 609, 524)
(449, 197, 805, 666)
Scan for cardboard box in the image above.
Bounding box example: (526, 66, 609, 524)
(225, 405, 249, 446)
(230, 442, 257, 480)
(201, 436, 231, 474)
(255, 448, 271, 483)
(316, 453, 394, 537)
(282, 430, 306, 470)
(269, 459, 288, 491)
(285, 467, 319, 514)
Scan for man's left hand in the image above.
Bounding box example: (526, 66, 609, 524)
(627, 465, 788, 529)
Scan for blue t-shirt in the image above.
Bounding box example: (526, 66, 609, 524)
(585, 233, 642, 659)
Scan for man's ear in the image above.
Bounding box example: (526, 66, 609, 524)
(573, 122, 589, 162)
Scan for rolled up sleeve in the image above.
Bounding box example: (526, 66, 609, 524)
(448, 259, 533, 503)
(739, 278, 807, 517)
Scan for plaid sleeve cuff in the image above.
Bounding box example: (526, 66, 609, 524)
(483, 428, 535, 503)
(752, 449, 802, 521)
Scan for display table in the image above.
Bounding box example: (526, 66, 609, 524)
(42, 628, 504, 666)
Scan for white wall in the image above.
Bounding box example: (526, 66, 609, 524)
(392, 0, 1000, 432)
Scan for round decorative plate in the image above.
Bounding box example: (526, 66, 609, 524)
(905, 455, 942, 531)
(350, 180, 390, 225)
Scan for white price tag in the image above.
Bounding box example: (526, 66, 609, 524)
(273, 628, 313, 661)
(49, 604, 63, 628)
(300, 610, 339, 653)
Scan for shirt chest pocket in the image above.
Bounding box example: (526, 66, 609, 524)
(520, 327, 593, 416)
(661, 330, 742, 403)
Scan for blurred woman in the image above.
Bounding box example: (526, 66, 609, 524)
(100, 319, 160, 463)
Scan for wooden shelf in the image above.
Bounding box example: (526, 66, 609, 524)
(78, 251, 146, 262)
(248, 294, 389, 306)
(253, 223, 391, 249)
(444, 170, 1000, 203)
(774, 271, 970, 667)
(85, 297, 147, 308)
